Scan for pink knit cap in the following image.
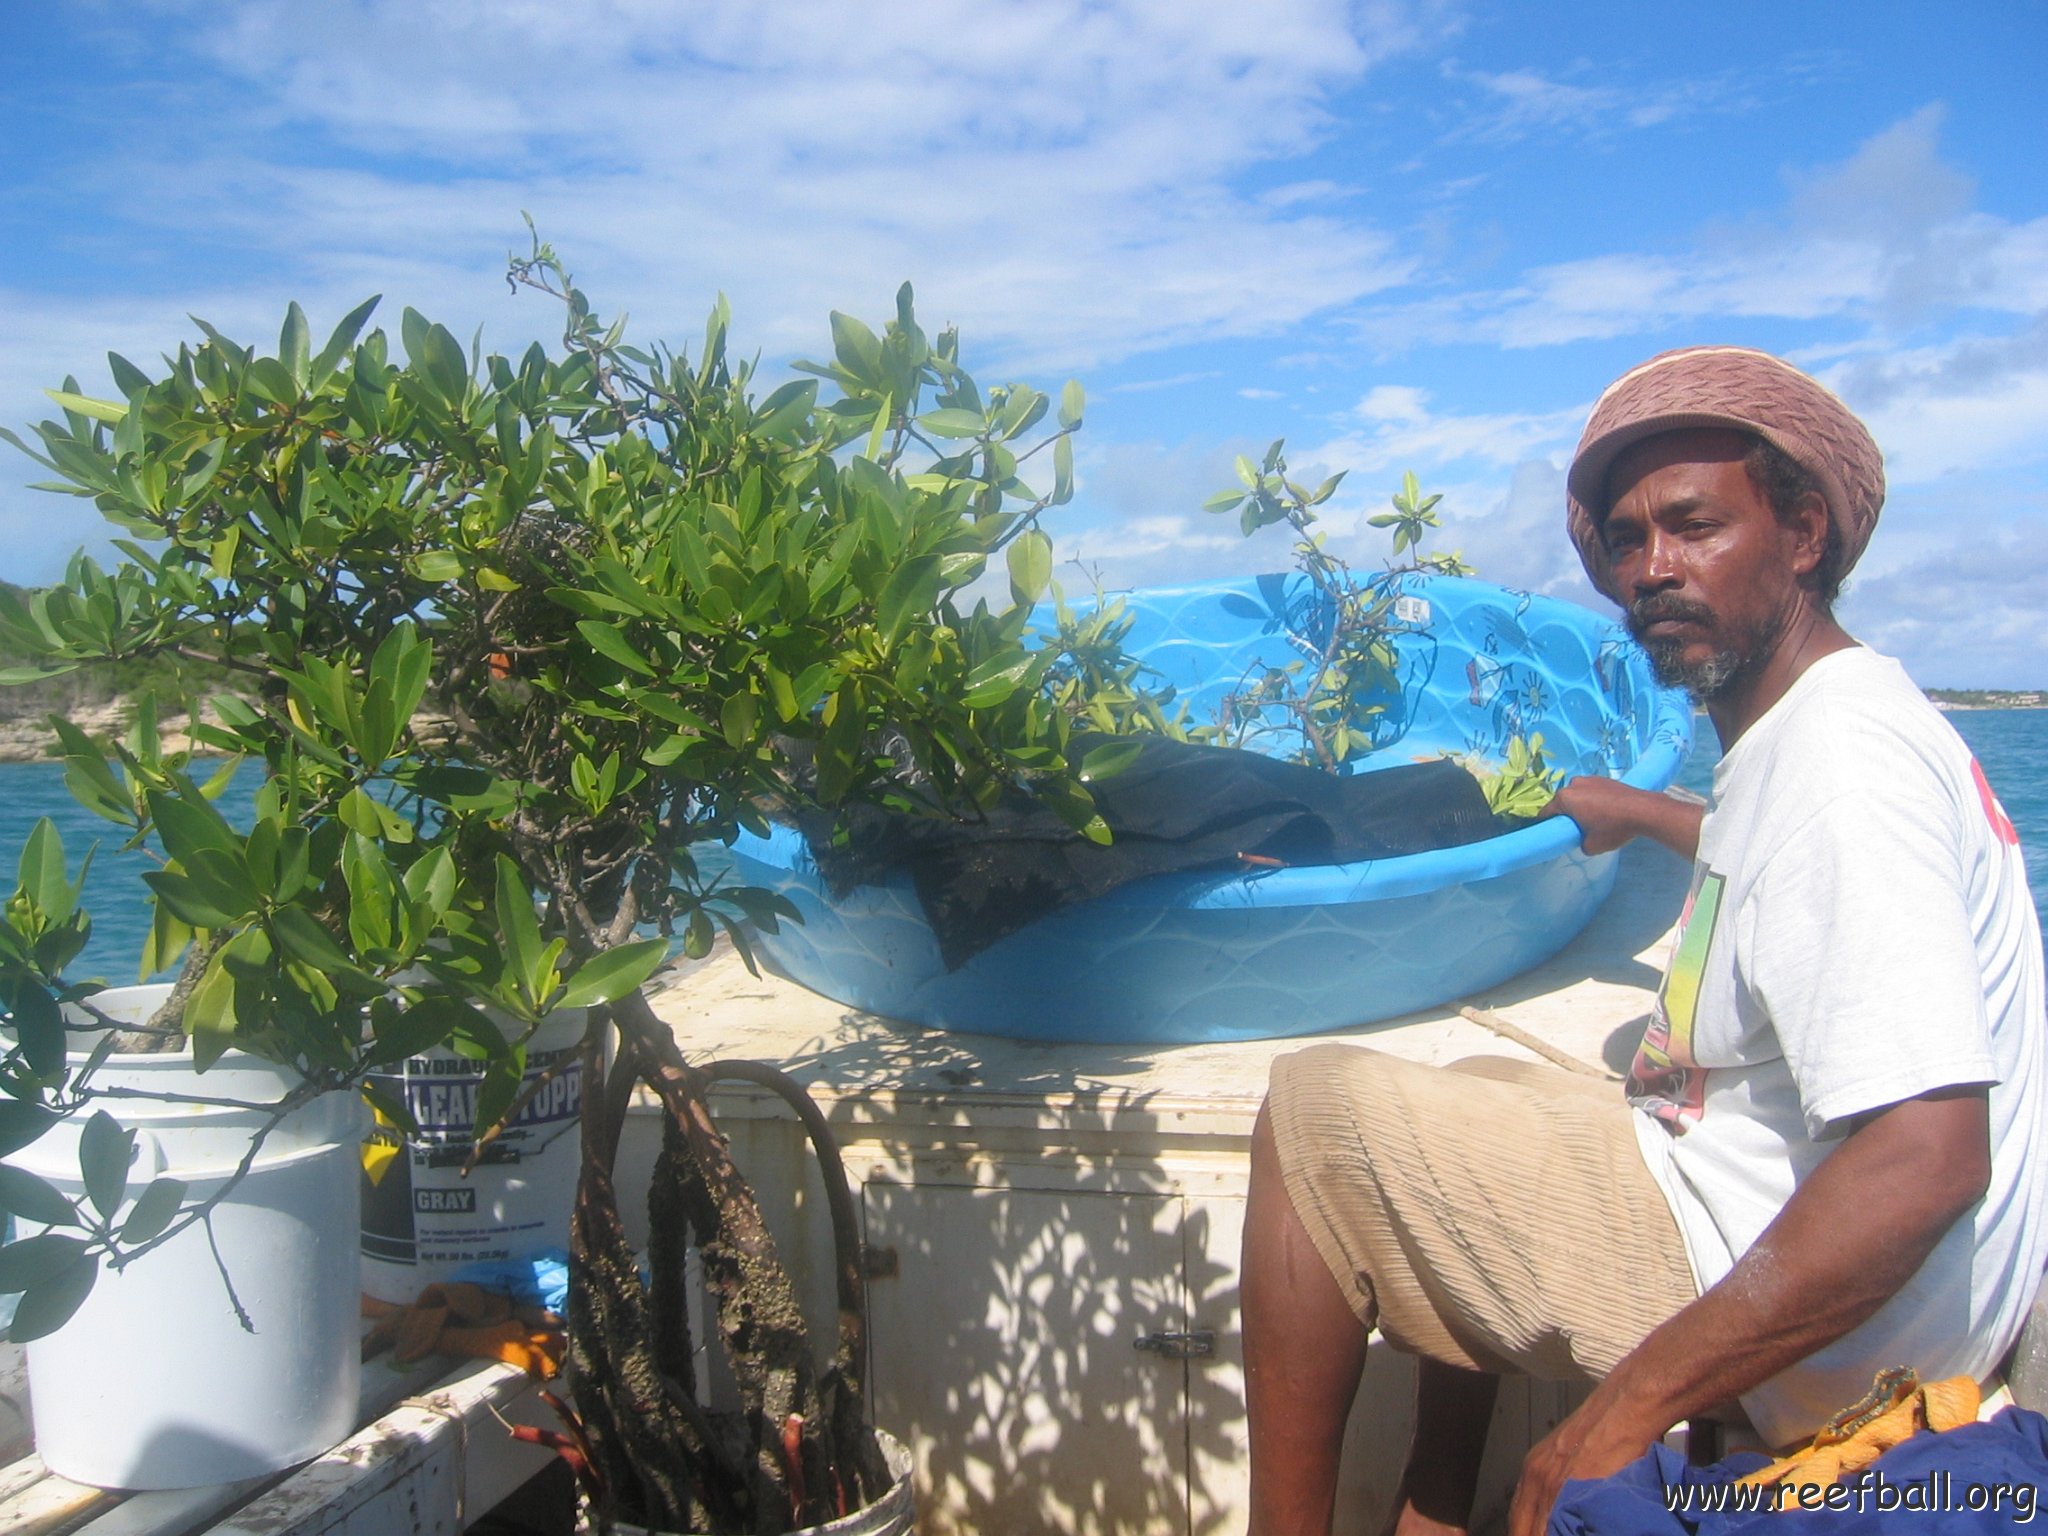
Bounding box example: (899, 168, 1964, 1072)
(1565, 346, 1885, 603)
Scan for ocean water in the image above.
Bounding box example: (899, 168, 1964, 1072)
(0, 708, 2042, 985)
(0, 759, 260, 983)
(1950, 711, 2048, 922)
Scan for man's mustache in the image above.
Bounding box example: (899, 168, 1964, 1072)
(1626, 594, 1716, 634)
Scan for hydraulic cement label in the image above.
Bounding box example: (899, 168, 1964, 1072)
(360, 1043, 582, 1270)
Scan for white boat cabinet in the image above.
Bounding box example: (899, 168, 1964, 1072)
(616, 842, 1689, 1535)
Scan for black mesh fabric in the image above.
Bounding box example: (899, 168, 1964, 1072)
(795, 734, 1509, 970)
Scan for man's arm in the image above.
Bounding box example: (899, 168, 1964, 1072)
(1507, 1084, 1992, 1536)
(1540, 776, 1705, 860)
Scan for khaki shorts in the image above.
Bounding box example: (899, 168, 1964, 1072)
(1268, 1044, 1698, 1382)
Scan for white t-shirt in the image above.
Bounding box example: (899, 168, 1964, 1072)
(1629, 646, 2048, 1448)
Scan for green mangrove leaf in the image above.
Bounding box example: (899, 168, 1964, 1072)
(7, 1247, 98, 1342)
(117, 1176, 188, 1244)
(557, 938, 669, 1011)
(0, 1164, 77, 1229)
(78, 1111, 134, 1224)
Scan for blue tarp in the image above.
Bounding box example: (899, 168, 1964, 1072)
(448, 1246, 569, 1315)
(1551, 1408, 2048, 1533)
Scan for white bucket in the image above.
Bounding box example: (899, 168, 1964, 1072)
(608, 1429, 916, 1536)
(359, 1006, 585, 1303)
(10, 984, 364, 1490)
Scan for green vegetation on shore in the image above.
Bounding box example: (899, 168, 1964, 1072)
(1925, 688, 2046, 710)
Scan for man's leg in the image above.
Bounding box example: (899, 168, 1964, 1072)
(1393, 1359, 1500, 1536)
(1244, 1096, 1502, 1536)
(1243, 1100, 1372, 1536)
(1245, 1048, 1697, 1535)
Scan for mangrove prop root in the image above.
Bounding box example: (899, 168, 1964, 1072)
(701, 1059, 888, 1504)
(564, 989, 885, 1531)
(648, 1114, 700, 1408)
(569, 1154, 715, 1532)
(615, 1005, 824, 1531)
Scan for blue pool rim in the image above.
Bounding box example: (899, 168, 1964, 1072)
(729, 572, 1694, 1043)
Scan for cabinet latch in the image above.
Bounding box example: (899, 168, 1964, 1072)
(1133, 1329, 1215, 1359)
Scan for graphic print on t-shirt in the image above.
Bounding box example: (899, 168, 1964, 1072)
(1971, 758, 2020, 847)
(1627, 862, 1726, 1128)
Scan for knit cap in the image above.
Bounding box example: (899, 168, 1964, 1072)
(1565, 346, 1885, 602)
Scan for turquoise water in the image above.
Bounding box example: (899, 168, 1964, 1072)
(0, 707, 2043, 983)
(0, 759, 259, 983)
(1953, 711, 2048, 922)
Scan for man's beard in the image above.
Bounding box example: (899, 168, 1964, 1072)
(1626, 593, 1788, 703)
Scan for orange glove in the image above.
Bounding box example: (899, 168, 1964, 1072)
(1738, 1367, 1980, 1499)
(362, 1282, 565, 1377)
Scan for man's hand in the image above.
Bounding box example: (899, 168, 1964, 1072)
(1505, 1085, 1990, 1535)
(1539, 776, 1704, 860)
(1507, 1371, 1671, 1536)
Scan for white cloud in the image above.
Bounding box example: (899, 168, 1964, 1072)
(1843, 520, 2048, 688)
(1333, 458, 1607, 604)
(1107, 372, 1225, 395)
(1, 0, 1468, 578)
(1258, 180, 1362, 210)
(1438, 61, 1748, 146)
(1821, 320, 2048, 483)
(1031, 436, 1285, 591)
(195, 0, 1397, 171)
(1030, 387, 1595, 605)
(64, 0, 1451, 379)
(1354, 106, 2048, 356)
(1061, 513, 1246, 565)
(1303, 384, 1584, 474)
(1355, 384, 1430, 422)
(6, 1, 2044, 701)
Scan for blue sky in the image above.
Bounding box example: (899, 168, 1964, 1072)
(4, 1, 2044, 684)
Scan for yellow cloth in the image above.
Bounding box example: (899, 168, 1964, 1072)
(1736, 1367, 1980, 1505)
(361, 1282, 565, 1378)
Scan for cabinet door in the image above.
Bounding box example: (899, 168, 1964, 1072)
(864, 1179, 1190, 1536)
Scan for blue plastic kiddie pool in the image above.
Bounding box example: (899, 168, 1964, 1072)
(730, 572, 1692, 1043)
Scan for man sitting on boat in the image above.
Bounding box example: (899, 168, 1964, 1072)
(1239, 345, 2048, 1536)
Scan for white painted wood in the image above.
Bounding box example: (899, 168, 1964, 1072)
(863, 1179, 1186, 1536)
(0, 1464, 113, 1535)
(207, 1364, 555, 1536)
(67, 1474, 270, 1536)
(1185, 1193, 1252, 1536)
(0, 1448, 51, 1505)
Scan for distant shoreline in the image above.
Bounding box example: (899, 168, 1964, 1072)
(0, 703, 450, 765)
(1927, 691, 2047, 713)
(0, 692, 2037, 769)
(0, 701, 196, 767)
